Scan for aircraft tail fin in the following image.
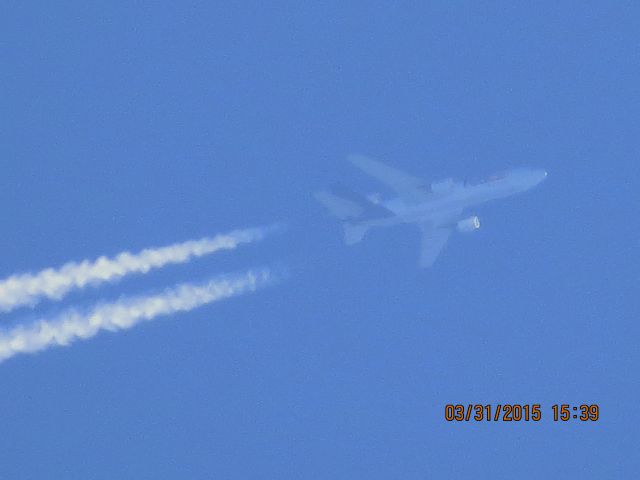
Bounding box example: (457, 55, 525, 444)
(314, 185, 393, 221)
(315, 186, 385, 245)
(343, 223, 368, 245)
(314, 190, 362, 220)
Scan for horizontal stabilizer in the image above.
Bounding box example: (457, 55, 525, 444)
(314, 185, 393, 221)
(314, 191, 363, 220)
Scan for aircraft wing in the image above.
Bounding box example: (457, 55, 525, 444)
(418, 224, 451, 268)
(347, 154, 429, 203)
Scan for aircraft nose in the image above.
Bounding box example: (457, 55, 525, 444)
(539, 169, 548, 183)
(528, 168, 547, 185)
(518, 168, 547, 189)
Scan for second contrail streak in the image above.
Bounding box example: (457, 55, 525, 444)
(0, 268, 276, 363)
(0, 226, 274, 313)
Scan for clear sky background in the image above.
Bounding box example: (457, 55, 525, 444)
(1, 2, 638, 478)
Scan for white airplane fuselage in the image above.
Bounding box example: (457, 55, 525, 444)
(359, 167, 548, 229)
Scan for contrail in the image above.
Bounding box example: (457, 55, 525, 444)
(0, 226, 277, 313)
(0, 268, 276, 363)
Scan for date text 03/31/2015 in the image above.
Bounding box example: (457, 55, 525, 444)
(444, 404, 599, 422)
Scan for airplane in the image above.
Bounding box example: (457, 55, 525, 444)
(315, 155, 547, 267)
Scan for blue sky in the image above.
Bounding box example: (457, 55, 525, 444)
(1, 1, 638, 478)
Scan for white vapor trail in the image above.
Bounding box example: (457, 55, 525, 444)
(0, 226, 275, 313)
(0, 268, 275, 363)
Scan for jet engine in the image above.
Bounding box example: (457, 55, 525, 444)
(457, 215, 480, 233)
